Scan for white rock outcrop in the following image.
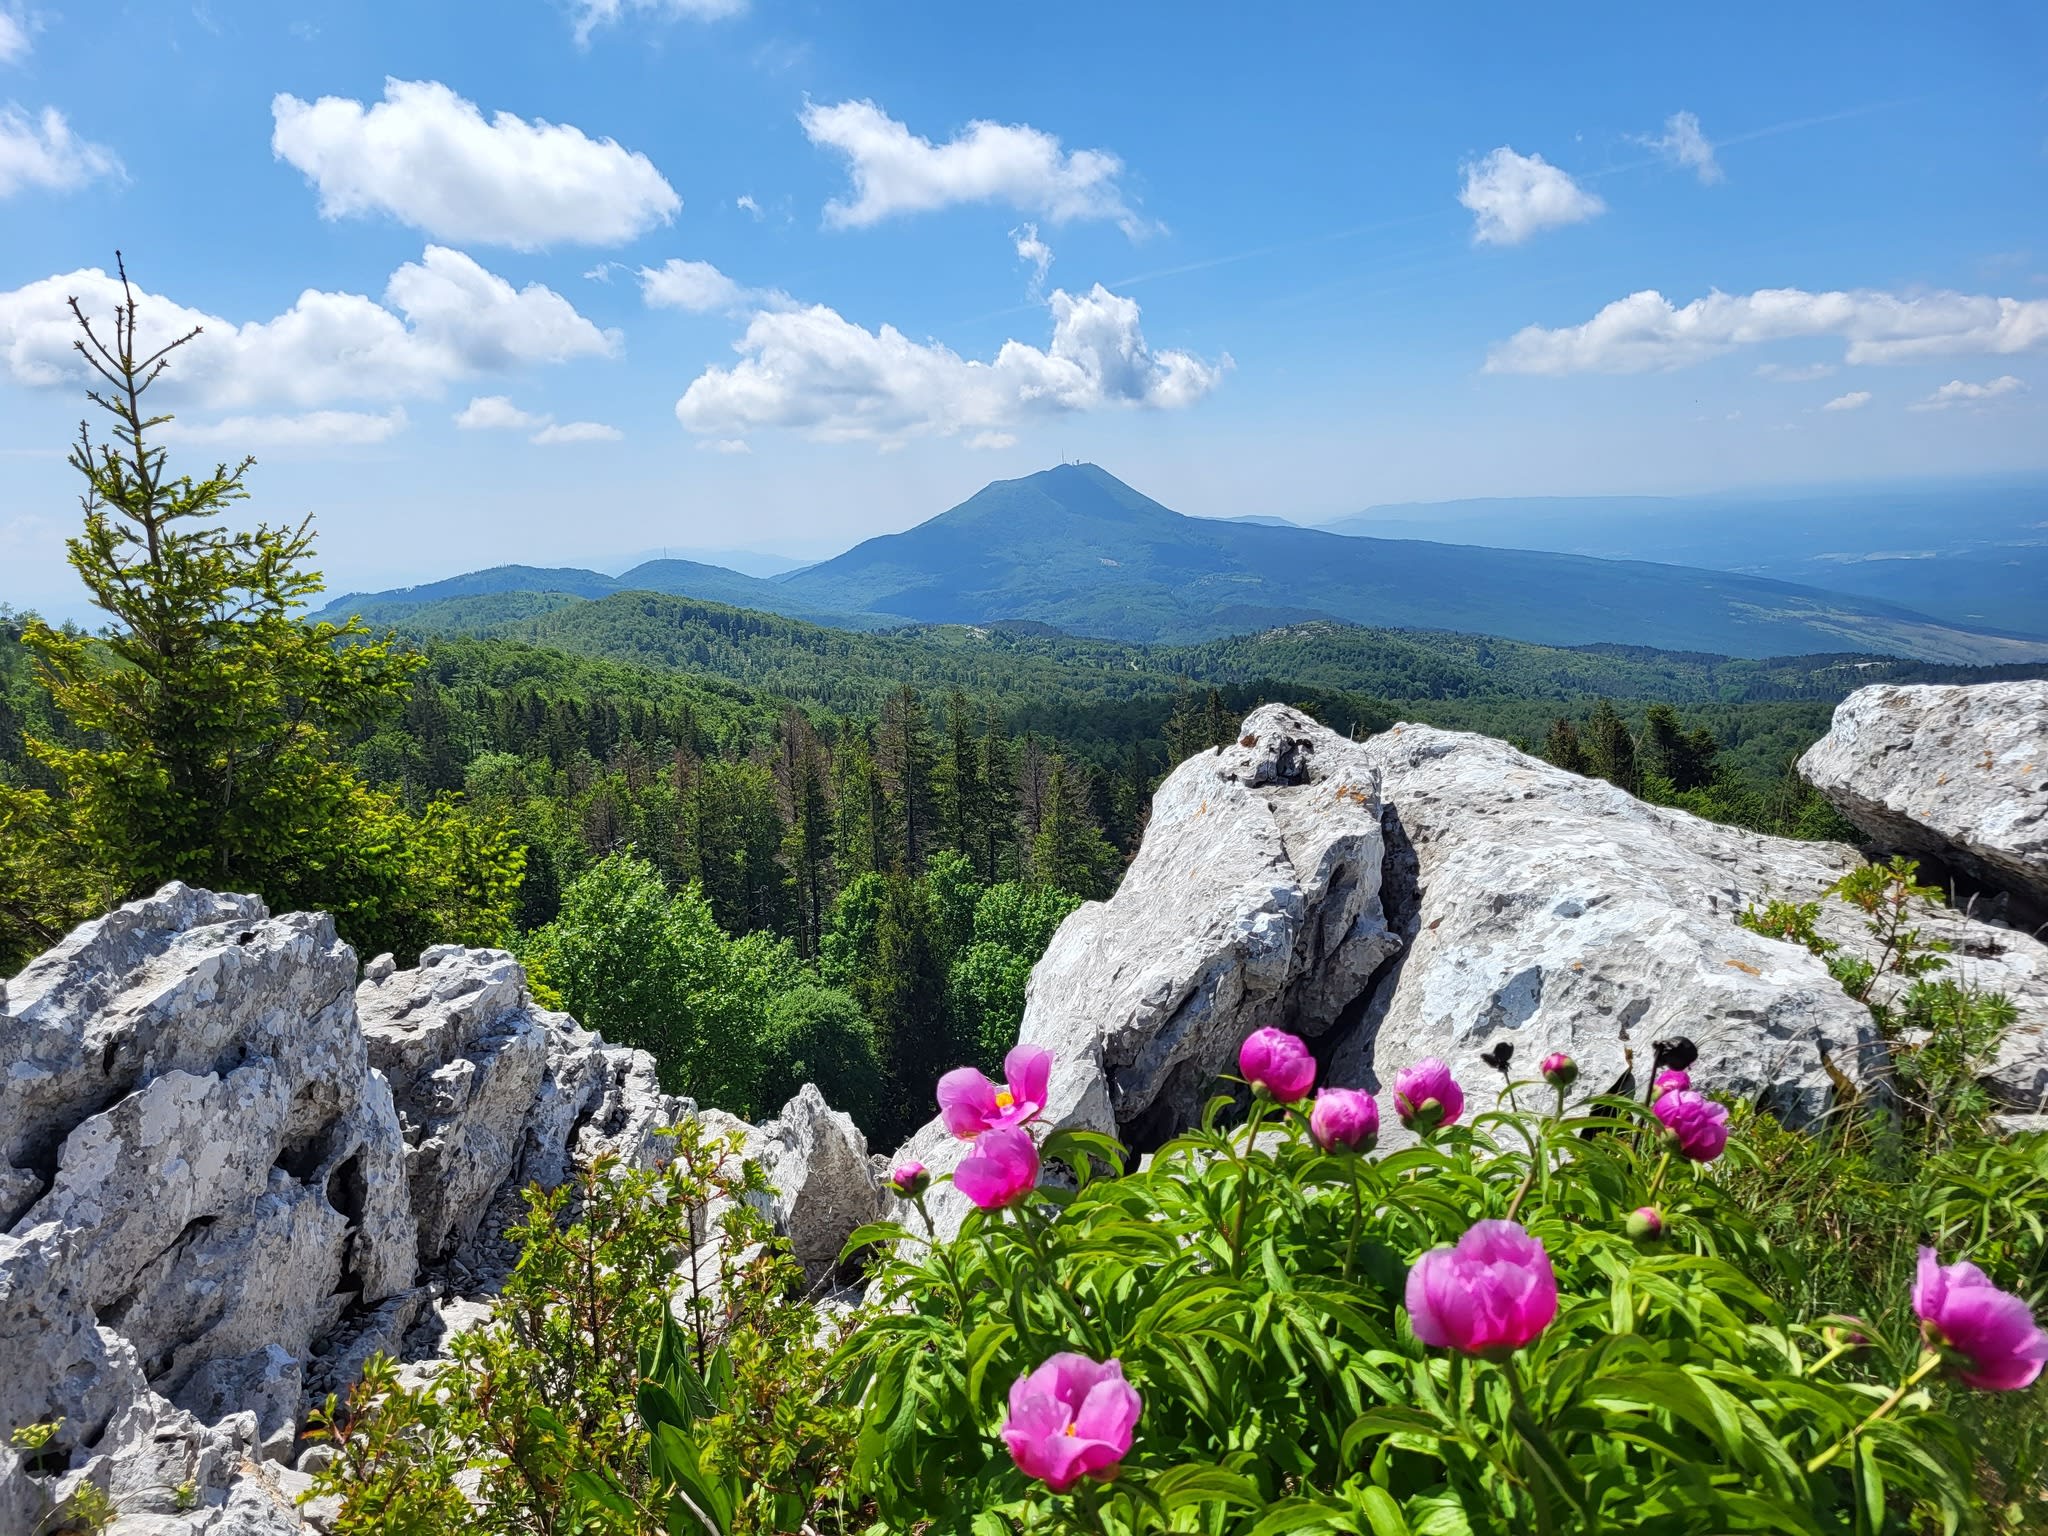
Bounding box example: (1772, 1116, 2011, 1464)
(1800, 681, 2048, 920)
(0, 888, 690, 1535)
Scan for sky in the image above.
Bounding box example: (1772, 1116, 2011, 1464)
(2, 0, 2046, 617)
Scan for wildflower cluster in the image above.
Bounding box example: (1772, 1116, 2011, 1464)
(845, 1034, 2048, 1533)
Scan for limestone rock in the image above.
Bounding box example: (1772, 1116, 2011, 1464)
(357, 947, 551, 1264)
(1, 885, 415, 1503)
(1800, 681, 2048, 920)
(751, 1085, 886, 1286)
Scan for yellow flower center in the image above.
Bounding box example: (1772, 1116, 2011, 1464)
(1063, 1422, 1077, 1436)
(996, 1089, 1015, 1110)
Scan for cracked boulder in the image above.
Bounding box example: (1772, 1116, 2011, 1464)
(1800, 680, 2048, 923)
(1335, 722, 2048, 1125)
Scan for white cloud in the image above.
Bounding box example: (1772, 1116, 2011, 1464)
(968, 431, 1017, 450)
(532, 420, 623, 444)
(167, 407, 409, 449)
(676, 281, 1223, 446)
(1635, 111, 1722, 184)
(1908, 375, 2026, 411)
(736, 193, 761, 219)
(1486, 287, 2048, 374)
(1756, 361, 1836, 382)
(0, 10, 30, 63)
(0, 247, 616, 409)
(571, 0, 745, 45)
(801, 99, 1143, 234)
(455, 394, 547, 431)
(1821, 390, 1872, 411)
(0, 105, 121, 197)
(697, 437, 751, 454)
(1458, 147, 1604, 246)
(637, 257, 789, 314)
(271, 79, 679, 250)
(1012, 223, 1053, 294)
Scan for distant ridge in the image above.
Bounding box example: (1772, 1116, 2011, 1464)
(317, 465, 2048, 664)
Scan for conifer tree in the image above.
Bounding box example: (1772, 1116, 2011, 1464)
(1583, 699, 1641, 796)
(973, 708, 1017, 882)
(877, 684, 937, 872)
(1543, 717, 1589, 775)
(935, 689, 982, 861)
(1030, 755, 1122, 899)
(21, 256, 523, 957)
(775, 710, 836, 958)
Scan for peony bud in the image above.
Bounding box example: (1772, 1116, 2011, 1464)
(1539, 1052, 1578, 1090)
(890, 1160, 930, 1199)
(1238, 1028, 1317, 1104)
(1653, 1069, 1691, 1096)
(1308, 1088, 1379, 1153)
(1626, 1206, 1663, 1241)
(1393, 1058, 1464, 1134)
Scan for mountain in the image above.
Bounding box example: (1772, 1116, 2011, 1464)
(1320, 481, 2048, 635)
(770, 465, 2047, 661)
(317, 558, 878, 630)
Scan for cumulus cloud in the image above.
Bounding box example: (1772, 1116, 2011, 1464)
(1908, 375, 2026, 411)
(1458, 147, 1604, 246)
(968, 431, 1017, 450)
(675, 281, 1223, 446)
(533, 420, 623, 444)
(0, 247, 617, 410)
(638, 257, 788, 314)
(271, 79, 679, 249)
(736, 193, 761, 218)
(455, 394, 547, 431)
(456, 394, 621, 444)
(698, 437, 751, 454)
(801, 99, 1143, 234)
(1012, 223, 1053, 294)
(571, 0, 745, 45)
(1485, 286, 2048, 374)
(0, 105, 121, 197)
(0, 10, 30, 63)
(1635, 111, 1722, 184)
(1821, 390, 1872, 411)
(168, 407, 408, 448)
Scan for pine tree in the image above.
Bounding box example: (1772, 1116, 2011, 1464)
(1030, 755, 1122, 899)
(974, 709, 1017, 883)
(935, 689, 982, 861)
(775, 710, 836, 958)
(689, 758, 791, 937)
(1584, 700, 1641, 796)
(876, 684, 937, 873)
(832, 725, 886, 880)
(21, 256, 521, 957)
(1543, 718, 1589, 775)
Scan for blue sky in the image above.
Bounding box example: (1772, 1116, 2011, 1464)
(2, 0, 2045, 615)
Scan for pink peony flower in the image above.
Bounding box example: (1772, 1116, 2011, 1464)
(1393, 1058, 1465, 1133)
(1238, 1027, 1316, 1104)
(1913, 1248, 2048, 1391)
(1406, 1219, 1558, 1357)
(1653, 1069, 1691, 1095)
(1626, 1206, 1663, 1240)
(890, 1161, 929, 1198)
(1309, 1087, 1379, 1152)
(1652, 1088, 1730, 1162)
(936, 1045, 1053, 1139)
(1539, 1052, 1578, 1090)
(953, 1126, 1041, 1210)
(1001, 1353, 1142, 1493)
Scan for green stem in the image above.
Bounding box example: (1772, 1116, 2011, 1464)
(1228, 1097, 1268, 1273)
(1501, 1355, 1593, 1532)
(1804, 1351, 1943, 1474)
(1645, 1149, 1672, 1201)
(1342, 1159, 1366, 1282)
